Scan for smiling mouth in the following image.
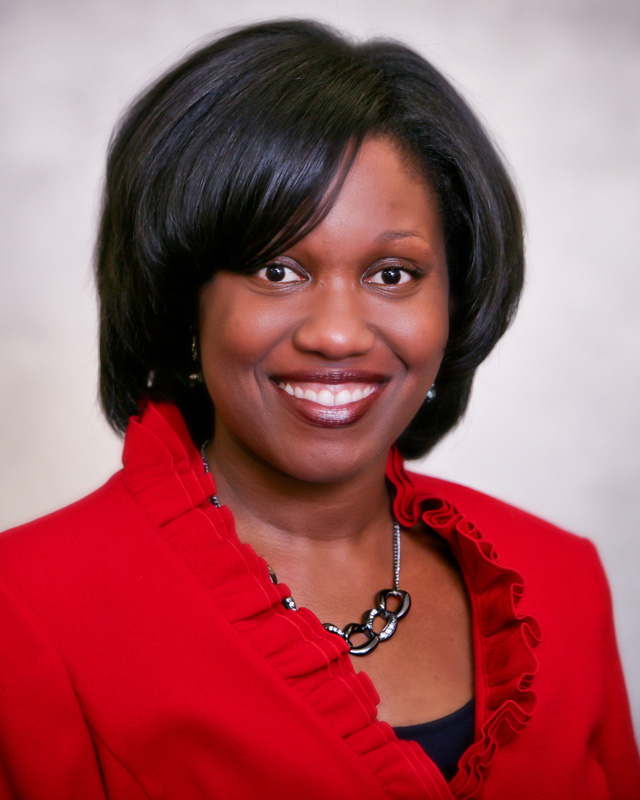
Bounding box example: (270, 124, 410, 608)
(271, 371, 386, 428)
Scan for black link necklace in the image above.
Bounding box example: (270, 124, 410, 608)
(201, 442, 412, 656)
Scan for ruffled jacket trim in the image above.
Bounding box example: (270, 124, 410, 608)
(122, 402, 541, 800)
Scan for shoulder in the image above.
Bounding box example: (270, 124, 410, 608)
(405, 468, 604, 592)
(0, 470, 132, 547)
(0, 471, 154, 599)
(406, 470, 622, 685)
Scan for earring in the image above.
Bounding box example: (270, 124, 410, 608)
(426, 384, 436, 403)
(189, 334, 202, 385)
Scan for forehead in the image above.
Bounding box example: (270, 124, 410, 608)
(285, 137, 444, 261)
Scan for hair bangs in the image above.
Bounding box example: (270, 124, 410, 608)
(126, 31, 389, 290)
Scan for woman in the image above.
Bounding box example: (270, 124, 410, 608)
(0, 19, 637, 800)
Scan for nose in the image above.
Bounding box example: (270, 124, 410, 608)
(292, 282, 376, 359)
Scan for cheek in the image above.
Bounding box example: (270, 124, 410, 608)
(199, 290, 291, 378)
(388, 293, 450, 372)
(203, 312, 256, 364)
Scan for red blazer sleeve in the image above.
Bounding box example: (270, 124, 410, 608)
(0, 582, 107, 800)
(584, 541, 640, 800)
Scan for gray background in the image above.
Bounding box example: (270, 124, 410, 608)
(1, 0, 638, 738)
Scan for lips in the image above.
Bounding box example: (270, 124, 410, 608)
(271, 370, 387, 428)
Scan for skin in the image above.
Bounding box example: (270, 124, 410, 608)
(199, 137, 473, 726)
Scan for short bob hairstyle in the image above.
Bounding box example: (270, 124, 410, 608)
(97, 19, 523, 459)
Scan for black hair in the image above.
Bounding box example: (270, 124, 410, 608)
(96, 19, 524, 458)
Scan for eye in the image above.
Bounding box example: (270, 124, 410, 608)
(365, 266, 415, 286)
(255, 263, 304, 283)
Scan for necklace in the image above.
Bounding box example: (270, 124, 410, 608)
(200, 442, 411, 656)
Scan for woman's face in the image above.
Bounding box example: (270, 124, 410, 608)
(198, 137, 449, 483)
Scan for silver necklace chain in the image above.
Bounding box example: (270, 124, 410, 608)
(200, 442, 411, 656)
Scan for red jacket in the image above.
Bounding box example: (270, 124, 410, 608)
(0, 402, 638, 799)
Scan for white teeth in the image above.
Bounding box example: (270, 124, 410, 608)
(279, 381, 377, 407)
(317, 389, 335, 406)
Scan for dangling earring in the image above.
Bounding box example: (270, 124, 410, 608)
(426, 383, 436, 403)
(189, 333, 203, 385)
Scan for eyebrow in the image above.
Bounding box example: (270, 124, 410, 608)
(375, 229, 425, 243)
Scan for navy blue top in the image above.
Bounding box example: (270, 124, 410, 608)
(393, 698, 475, 782)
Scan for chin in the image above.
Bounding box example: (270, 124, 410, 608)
(265, 437, 390, 486)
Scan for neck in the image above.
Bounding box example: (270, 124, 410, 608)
(204, 430, 394, 559)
